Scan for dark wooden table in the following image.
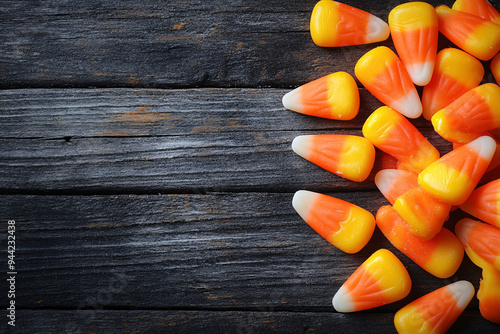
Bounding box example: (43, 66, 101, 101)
(1, 0, 500, 332)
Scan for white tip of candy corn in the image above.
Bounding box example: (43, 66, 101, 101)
(332, 285, 356, 313)
(407, 61, 434, 86)
(391, 90, 422, 119)
(448, 280, 475, 310)
(291, 135, 312, 159)
(282, 88, 301, 112)
(292, 190, 318, 220)
(374, 169, 417, 202)
(468, 136, 496, 161)
(365, 16, 391, 43)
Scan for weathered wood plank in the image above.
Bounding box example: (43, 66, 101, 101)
(0, 88, 453, 193)
(1, 87, 431, 139)
(6, 310, 500, 334)
(0, 193, 484, 312)
(0, 128, 452, 193)
(0, 0, 454, 88)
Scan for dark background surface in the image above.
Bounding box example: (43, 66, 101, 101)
(1, 0, 500, 332)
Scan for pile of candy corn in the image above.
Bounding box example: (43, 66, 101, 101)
(284, 0, 500, 332)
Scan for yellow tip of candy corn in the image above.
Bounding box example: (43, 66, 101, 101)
(394, 280, 474, 334)
(310, 0, 390, 47)
(292, 134, 375, 182)
(418, 136, 496, 205)
(282, 72, 360, 120)
(292, 190, 375, 253)
(332, 249, 411, 312)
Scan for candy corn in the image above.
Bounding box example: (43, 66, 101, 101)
(393, 186, 452, 241)
(394, 281, 475, 334)
(282, 72, 359, 120)
(436, 5, 500, 61)
(332, 249, 411, 312)
(452, 0, 500, 26)
(492, 52, 500, 85)
(310, 0, 390, 47)
(292, 134, 375, 182)
(431, 84, 500, 144)
(460, 179, 500, 228)
(362, 106, 439, 173)
(455, 218, 500, 272)
(376, 205, 463, 278)
(478, 266, 500, 324)
(292, 190, 375, 253)
(355, 47, 422, 118)
(418, 136, 496, 205)
(375, 169, 418, 205)
(388, 2, 438, 86)
(421, 48, 484, 121)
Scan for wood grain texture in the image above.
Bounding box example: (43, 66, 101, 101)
(0, 0, 448, 88)
(5, 310, 500, 334)
(0, 88, 452, 194)
(0, 193, 484, 312)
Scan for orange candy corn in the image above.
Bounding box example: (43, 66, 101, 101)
(388, 2, 438, 86)
(376, 205, 463, 278)
(282, 72, 359, 120)
(394, 281, 475, 334)
(460, 179, 500, 228)
(292, 190, 375, 253)
(292, 134, 375, 182)
(478, 265, 500, 324)
(362, 106, 439, 173)
(436, 5, 500, 61)
(452, 0, 500, 25)
(355, 47, 422, 118)
(492, 52, 500, 85)
(418, 136, 496, 205)
(310, 0, 390, 47)
(393, 186, 452, 241)
(421, 48, 484, 121)
(431, 84, 500, 144)
(332, 249, 411, 312)
(455, 218, 500, 272)
(375, 169, 418, 205)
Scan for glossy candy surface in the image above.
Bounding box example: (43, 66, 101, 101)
(375, 169, 418, 205)
(332, 249, 411, 312)
(436, 5, 500, 61)
(455, 218, 500, 272)
(292, 190, 375, 253)
(393, 186, 452, 241)
(292, 134, 375, 182)
(460, 179, 500, 228)
(355, 47, 422, 118)
(363, 106, 439, 173)
(282, 72, 359, 120)
(492, 52, 500, 85)
(422, 48, 484, 121)
(394, 281, 475, 334)
(376, 205, 463, 278)
(418, 136, 496, 205)
(452, 0, 500, 25)
(310, 0, 390, 47)
(431, 84, 500, 143)
(478, 266, 500, 324)
(389, 2, 438, 86)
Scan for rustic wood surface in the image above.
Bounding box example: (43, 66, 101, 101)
(1, 0, 500, 333)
